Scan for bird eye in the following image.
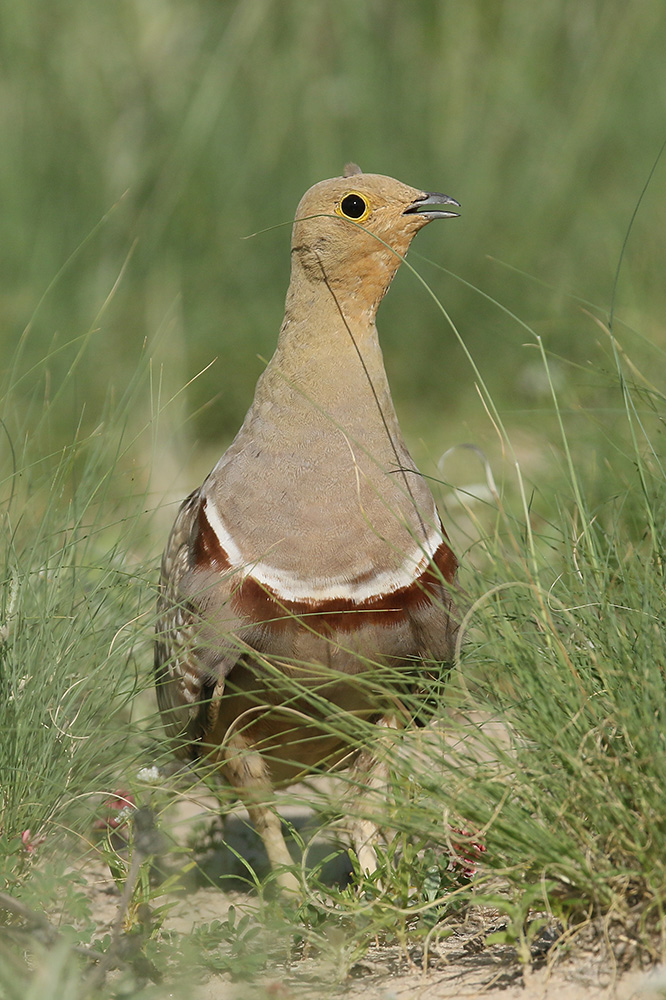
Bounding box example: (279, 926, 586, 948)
(338, 192, 369, 221)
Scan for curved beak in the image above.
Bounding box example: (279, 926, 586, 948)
(404, 192, 460, 220)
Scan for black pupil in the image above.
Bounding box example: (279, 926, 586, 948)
(341, 194, 367, 219)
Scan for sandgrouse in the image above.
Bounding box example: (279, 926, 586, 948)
(155, 164, 460, 892)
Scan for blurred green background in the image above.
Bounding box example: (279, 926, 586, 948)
(1, 0, 665, 472)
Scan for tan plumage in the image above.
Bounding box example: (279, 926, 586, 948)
(155, 165, 460, 891)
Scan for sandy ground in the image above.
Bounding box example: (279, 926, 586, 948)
(229, 964, 666, 1000)
(85, 861, 665, 1000)
(79, 788, 665, 1000)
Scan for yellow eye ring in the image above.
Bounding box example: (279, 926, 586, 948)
(335, 192, 371, 223)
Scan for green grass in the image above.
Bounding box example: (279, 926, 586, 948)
(1, 240, 665, 995)
(1, 2, 666, 996)
(0, 318, 153, 843)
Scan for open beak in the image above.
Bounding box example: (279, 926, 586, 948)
(404, 192, 460, 220)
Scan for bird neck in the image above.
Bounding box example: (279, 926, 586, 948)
(251, 258, 399, 428)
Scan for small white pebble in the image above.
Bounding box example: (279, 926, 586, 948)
(136, 766, 162, 783)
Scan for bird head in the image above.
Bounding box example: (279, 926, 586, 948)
(290, 164, 459, 307)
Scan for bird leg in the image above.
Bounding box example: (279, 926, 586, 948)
(221, 729, 299, 894)
(206, 678, 226, 735)
(346, 716, 397, 878)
